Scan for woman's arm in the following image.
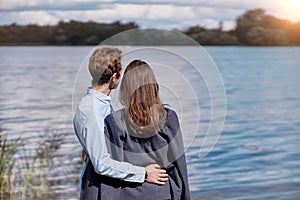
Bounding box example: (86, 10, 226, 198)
(166, 110, 191, 200)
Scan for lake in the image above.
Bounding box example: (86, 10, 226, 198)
(0, 46, 299, 199)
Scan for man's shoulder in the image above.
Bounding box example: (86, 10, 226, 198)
(75, 96, 92, 116)
(76, 95, 110, 117)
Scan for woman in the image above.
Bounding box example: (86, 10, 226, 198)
(102, 60, 190, 200)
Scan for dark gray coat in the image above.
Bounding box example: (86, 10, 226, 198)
(82, 108, 190, 200)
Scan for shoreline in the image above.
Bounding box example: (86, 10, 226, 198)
(1, 44, 300, 47)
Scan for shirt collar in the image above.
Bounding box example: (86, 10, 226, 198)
(87, 87, 111, 103)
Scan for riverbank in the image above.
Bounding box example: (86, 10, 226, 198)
(1, 9, 299, 46)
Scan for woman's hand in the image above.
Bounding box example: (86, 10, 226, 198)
(145, 164, 169, 185)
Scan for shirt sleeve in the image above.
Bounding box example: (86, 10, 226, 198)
(75, 106, 146, 183)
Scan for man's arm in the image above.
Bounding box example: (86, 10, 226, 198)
(74, 108, 167, 184)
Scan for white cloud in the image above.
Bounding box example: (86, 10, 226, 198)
(0, 0, 44, 9)
(0, 0, 299, 29)
(267, 0, 300, 22)
(195, 6, 244, 21)
(223, 21, 236, 30)
(143, 5, 196, 20)
(0, 11, 60, 25)
(201, 18, 219, 29)
(53, 8, 143, 22)
(0, 0, 113, 9)
(53, 4, 196, 22)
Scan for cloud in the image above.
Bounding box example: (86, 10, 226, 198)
(223, 21, 236, 30)
(0, 0, 40, 10)
(127, 4, 196, 20)
(51, 4, 197, 22)
(0, 0, 299, 29)
(0, 10, 60, 25)
(0, 1, 251, 30)
(0, 0, 113, 10)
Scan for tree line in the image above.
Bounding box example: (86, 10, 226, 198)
(0, 8, 299, 46)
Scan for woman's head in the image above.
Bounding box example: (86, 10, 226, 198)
(119, 60, 166, 134)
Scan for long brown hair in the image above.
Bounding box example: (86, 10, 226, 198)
(119, 60, 166, 135)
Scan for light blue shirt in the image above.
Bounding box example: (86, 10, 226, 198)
(73, 88, 145, 184)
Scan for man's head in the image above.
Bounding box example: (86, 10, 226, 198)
(89, 47, 122, 89)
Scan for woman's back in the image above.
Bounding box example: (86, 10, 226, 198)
(88, 59, 190, 200)
(100, 107, 189, 200)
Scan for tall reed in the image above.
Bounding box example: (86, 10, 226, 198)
(0, 128, 20, 199)
(0, 127, 63, 200)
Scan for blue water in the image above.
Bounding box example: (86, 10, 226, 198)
(0, 46, 299, 199)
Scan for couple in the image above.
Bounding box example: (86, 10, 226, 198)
(73, 47, 190, 200)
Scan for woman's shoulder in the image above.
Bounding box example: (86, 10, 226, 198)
(164, 107, 179, 125)
(104, 109, 126, 130)
(105, 108, 125, 120)
(159, 107, 181, 139)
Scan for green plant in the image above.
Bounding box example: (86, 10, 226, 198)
(22, 130, 63, 200)
(0, 133, 20, 199)
(0, 126, 64, 200)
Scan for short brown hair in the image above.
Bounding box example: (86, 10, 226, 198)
(88, 47, 122, 86)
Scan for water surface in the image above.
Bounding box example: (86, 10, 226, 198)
(0, 46, 299, 199)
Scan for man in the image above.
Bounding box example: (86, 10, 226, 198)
(73, 47, 168, 199)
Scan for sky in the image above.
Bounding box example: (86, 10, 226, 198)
(0, 0, 299, 31)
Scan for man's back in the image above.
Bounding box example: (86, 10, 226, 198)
(73, 88, 146, 185)
(73, 88, 112, 151)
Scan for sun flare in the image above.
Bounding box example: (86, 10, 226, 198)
(278, 0, 300, 21)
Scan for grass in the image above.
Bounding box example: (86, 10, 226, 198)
(0, 133, 20, 199)
(0, 126, 63, 200)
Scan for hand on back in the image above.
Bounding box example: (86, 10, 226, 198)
(145, 164, 168, 185)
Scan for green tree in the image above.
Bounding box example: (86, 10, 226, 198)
(236, 8, 267, 44)
(235, 8, 292, 45)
